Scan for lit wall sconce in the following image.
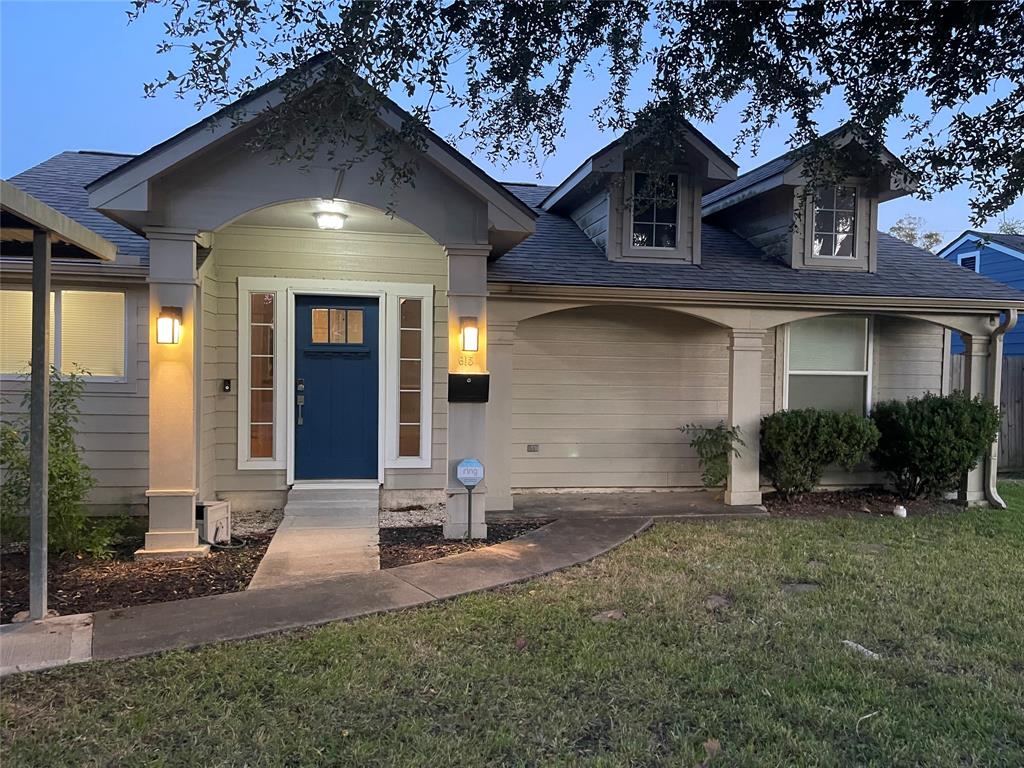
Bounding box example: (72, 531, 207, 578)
(314, 211, 346, 230)
(156, 306, 182, 344)
(459, 316, 479, 352)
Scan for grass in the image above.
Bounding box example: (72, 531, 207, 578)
(3, 489, 1024, 767)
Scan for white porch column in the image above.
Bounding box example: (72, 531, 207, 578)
(485, 320, 518, 511)
(139, 229, 208, 558)
(445, 245, 490, 538)
(725, 328, 766, 506)
(960, 333, 991, 505)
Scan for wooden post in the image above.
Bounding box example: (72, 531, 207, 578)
(29, 230, 51, 619)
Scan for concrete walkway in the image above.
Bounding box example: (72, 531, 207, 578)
(1, 516, 649, 673)
(248, 487, 380, 589)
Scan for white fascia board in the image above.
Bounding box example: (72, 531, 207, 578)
(938, 233, 1024, 263)
(700, 173, 785, 216)
(539, 159, 594, 211)
(1, 180, 117, 260)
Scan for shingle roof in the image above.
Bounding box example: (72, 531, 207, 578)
(700, 155, 794, 208)
(8, 153, 1023, 305)
(967, 231, 1024, 255)
(7, 151, 149, 262)
(493, 184, 1024, 303)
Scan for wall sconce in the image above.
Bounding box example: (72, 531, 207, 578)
(156, 306, 182, 344)
(459, 316, 479, 352)
(314, 212, 346, 230)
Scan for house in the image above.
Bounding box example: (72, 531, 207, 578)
(3, 75, 1023, 558)
(937, 231, 1024, 355)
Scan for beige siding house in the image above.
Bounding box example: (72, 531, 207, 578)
(3, 76, 1023, 557)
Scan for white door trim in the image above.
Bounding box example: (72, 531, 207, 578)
(236, 276, 435, 485)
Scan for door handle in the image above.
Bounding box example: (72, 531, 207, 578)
(296, 394, 305, 425)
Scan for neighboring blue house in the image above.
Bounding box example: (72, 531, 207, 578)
(938, 231, 1024, 354)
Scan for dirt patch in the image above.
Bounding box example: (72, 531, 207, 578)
(379, 520, 552, 568)
(763, 489, 959, 518)
(1, 534, 273, 624)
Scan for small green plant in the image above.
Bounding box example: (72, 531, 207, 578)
(682, 422, 744, 489)
(760, 409, 880, 500)
(0, 366, 121, 556)
(871, 391, 1001, 500)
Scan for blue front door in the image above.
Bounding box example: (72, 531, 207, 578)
(294, 295, 379, 480)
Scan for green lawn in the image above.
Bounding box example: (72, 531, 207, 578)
(3, 489, 1024, 767)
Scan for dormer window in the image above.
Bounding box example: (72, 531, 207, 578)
(813, 185, 857, 259)
(631, 173, 679, 249)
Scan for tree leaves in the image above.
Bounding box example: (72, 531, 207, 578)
(129, 0, 1024, 224)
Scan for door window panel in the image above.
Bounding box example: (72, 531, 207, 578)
(398, 297, 423, 457)
(311, 307, 364, 344)
(248, 291, 276, 459)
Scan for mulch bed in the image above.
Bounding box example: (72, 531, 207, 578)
(379, 519, 553, 569)
(0, 533, 273, 624)
(763, 488, 960, 518)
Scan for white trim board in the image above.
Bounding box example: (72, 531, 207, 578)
(957, 251, 982, 273)
(236, 277, 435, 482)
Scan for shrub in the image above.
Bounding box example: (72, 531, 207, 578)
(760, 409, 880, 499)
(870, 391, 1000, 500)
(682, 422, 744, 489)
(0, 367, 120, 556)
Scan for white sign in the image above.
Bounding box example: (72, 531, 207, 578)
(456, 458, 484, 488)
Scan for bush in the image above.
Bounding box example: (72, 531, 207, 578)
(0, 367, 120, 557)
(682, 421, 744, 489)
(760, 409, 880, 499)
(870, 391, 1000, 500)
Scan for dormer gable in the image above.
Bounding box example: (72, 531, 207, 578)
(541, 126, 737, 265)
(702, 129, 916, 273)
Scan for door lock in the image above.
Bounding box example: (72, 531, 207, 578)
(296, 394, 305, 425)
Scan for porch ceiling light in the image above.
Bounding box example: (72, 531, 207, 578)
(314, 211, 347, 230)
(459, 316, 479, 353)
(156, 306, 182, 344)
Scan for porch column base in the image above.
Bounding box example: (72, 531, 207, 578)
(444, 490, 488, 539)
(724, 489, 763, 506)
(138, 491, 207, 560)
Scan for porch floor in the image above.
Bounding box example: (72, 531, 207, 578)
(490, 489, 767, 522)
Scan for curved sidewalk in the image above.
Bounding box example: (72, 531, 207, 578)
(1, 516, 650, 675)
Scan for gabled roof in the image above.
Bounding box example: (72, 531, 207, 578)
(7, 152, 149, 262)
(86, 55, 535, 232)
(701, 127, 911, 214)
(540, 126, 738, 213)
(937, 230, 1024, 261)
(492, 184, 1024, 304)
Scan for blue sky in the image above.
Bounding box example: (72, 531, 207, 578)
(2, 0, 1021, 246)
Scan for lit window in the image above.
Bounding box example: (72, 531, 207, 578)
(311, 307, 363, 344)
(813, 185, 857, 258)
(631, 173, 678, 248)
(0, 288, 123, 377)
(398, 297, 422, 457)
(249, 292, 275, 459)
(788, 316, 870, 415)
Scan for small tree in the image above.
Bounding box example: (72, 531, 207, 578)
(887, 215, 943, 252)
(0, 367, 119, 556)
(997, 217, 1024, 236)
(870, 392, 1000, 500)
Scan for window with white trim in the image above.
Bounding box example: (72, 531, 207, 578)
(0, 288, 125, 378)
(248, 291, 277, 460)
(787, 316, 870, 415)
(813, 185, 857, 259)
(398, 297, 423, 457)
(631, 173, 679, 249)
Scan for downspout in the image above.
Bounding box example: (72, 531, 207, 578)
(985, 308, 1017, 509)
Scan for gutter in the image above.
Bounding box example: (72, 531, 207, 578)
(985, 308, 1018, 509)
